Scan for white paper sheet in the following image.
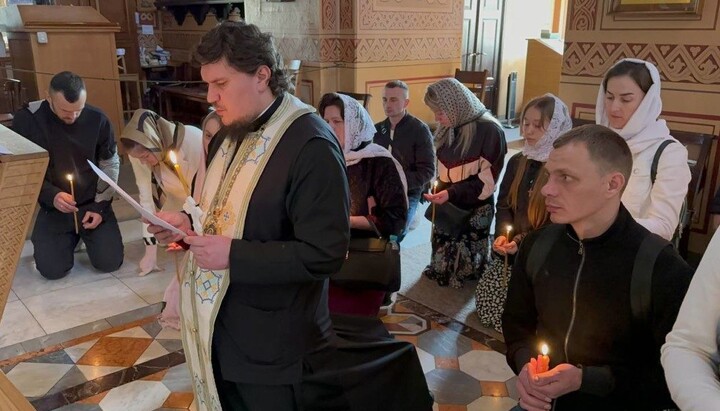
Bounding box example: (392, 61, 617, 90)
(0, 144, 11, 155)
(87, 160, 186, 237)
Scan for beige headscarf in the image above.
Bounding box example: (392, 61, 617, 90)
(424, 78, 500, 154)
(121, 109, 186, 166)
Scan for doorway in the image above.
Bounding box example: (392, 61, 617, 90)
(461, 0, 505, 113)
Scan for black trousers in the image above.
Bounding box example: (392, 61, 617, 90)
(31, 208, 124, 280)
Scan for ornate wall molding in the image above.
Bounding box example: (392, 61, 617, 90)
(354, 36, 461, 62)
(563, 41, 720, 84)
(276, 35, 461, 63)
(322, 0, 339, 30)
(359, 0, 461, 31)
(340, 0, 353, 30)
(568, 0, 598, 31)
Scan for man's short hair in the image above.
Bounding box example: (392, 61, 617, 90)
(553, 124, 632, 183)
(194, 21, 291, 96)
(49, 71, 85, 103)
(385, 80, 408, 91)
(385, 80, 409, 97)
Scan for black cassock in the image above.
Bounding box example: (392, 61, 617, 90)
(206, 95, 432, 410)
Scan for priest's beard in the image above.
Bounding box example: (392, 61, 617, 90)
(224, 122, 251, 141)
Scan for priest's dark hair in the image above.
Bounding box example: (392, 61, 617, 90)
(553, 124, 632, 184)
(49, 71, 85, 103)
(194, 21, 291, 96)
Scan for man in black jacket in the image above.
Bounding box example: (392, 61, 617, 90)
(374, 80, 435, 238)
(12, 72, 123, 280)
(502, 124, 692, 411)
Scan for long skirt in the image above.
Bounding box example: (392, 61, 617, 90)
(475, 253, 511, 333)
(423, 203, 493, 288)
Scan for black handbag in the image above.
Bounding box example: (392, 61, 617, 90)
(424, 201, 473, 237)
(333, 235, 401, 292)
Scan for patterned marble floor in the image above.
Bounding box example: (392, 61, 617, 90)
(0, 296, 518, 411)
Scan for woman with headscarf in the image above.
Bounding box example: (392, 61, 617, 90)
(475, 93, 571, 332)
(596, 58, 691, 240)
(120, 109, 204, 277)
(423, 78, 507, 288)
(318, 92, 408, 317)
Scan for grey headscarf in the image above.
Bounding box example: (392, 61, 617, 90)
(424, 78, 489, 150)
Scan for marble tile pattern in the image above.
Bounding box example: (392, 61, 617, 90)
(3, 298, 518, 411)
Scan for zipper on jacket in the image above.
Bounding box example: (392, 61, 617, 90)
(563, 240, 585, 363)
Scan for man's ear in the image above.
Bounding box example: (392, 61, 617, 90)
(256, 65, 271, 89)
(607, 172, 626, 197)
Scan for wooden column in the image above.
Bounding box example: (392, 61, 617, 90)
(0, 126, 49, 410)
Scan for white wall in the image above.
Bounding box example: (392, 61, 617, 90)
(496, 0, 554, 119)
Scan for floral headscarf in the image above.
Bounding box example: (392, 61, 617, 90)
(522, 93, 572, 162)
(425, 78, 488, 149)
(121, 109, 185, 165)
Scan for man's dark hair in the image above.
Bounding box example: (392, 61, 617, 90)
(603, 61, 653, 94)
(49, 71, 85, 103)
(194, 21, 291, 96)
(553, 124, 632, 183)
(385, 80, 409, 91)
(318, 93, 345, 120)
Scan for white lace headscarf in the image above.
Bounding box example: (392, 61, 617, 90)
(424, 78, 498, 153)
(522, 93, 572, 162)
(336, 93, 408, 196)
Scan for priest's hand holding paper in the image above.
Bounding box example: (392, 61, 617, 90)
(183, 235, 231, 270)
(145, 211, 192, 244)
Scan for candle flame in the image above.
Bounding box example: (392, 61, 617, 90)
(506, 225, 512, 232)
(66, 174, 73, 181)
(433, 180, 438, 187)
(168, 150, 178, 165)
(541, 344, 549, 356)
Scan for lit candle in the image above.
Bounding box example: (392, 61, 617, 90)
(430, 180, 438, 242)
(168, 150, 191, 196)
(66, 174, 79, 234)
(537, 343, 550, 373)
(503, 224, 513, 278)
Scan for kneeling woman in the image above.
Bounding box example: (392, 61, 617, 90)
(423, 78, 507, 288)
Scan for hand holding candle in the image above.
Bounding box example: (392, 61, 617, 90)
(430, 180, 438, 242)
(537, 343, 550, 373)
(66, 174, 79, 234)
(168, 150, 191, 197)
(503, 225, 513, 278)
